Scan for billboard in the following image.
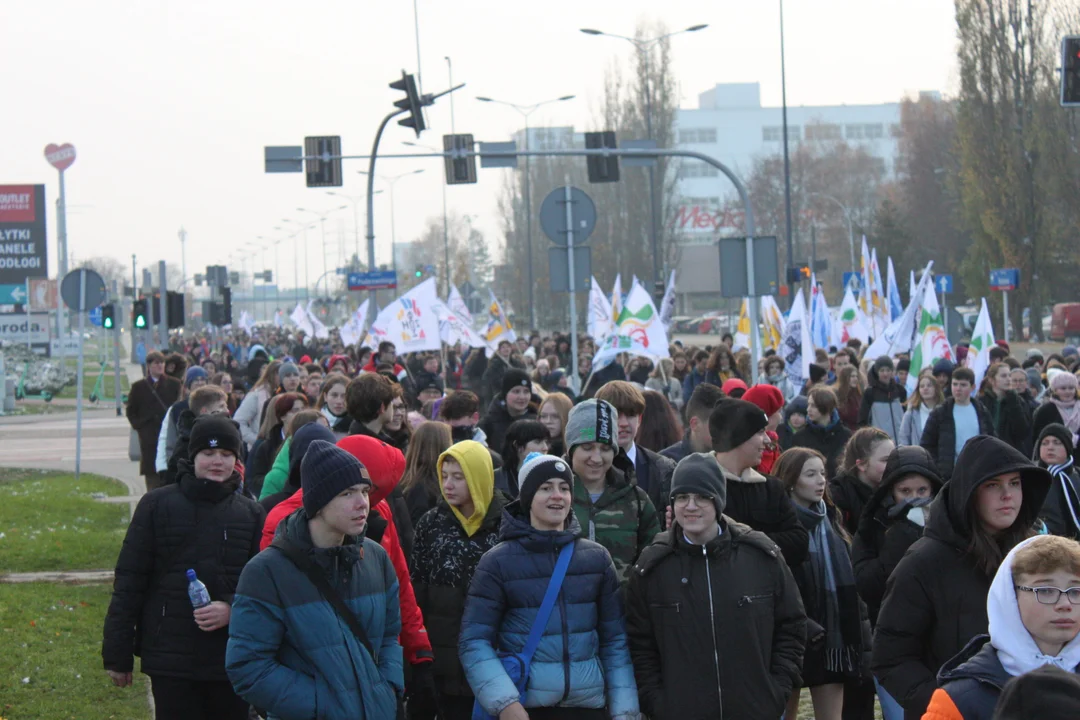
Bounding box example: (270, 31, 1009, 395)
(0, 184, 48, 285)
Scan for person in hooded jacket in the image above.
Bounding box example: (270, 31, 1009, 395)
(411, 440, 508, 719)
(919, 368, 995, 481)
(977, 362, 1032, 456)
(625, 452, 807, 720)
(103, 416, 264, 720)
(777, 395, 809, 451)
(1031, 371, 1080, 463)
(859, 356, 908, 444)
(830, 427, 896, 535)
(871, 435, 1051, 720)
(1032, 423, 1080, 540)
(458, 454, 641, 720)
(791, 387, 853, 481)
(922, 535, 1080, 720)
(478, 368, 539, 454)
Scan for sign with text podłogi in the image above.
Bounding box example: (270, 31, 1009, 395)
(0, 185, 48, 305)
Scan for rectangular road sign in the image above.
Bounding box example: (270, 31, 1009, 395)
(842, 272, 864, 295)
(0, 312, 50, 344)
(28, 277, 57, 311)
(348, 270, 398, 291)
(0, 283, 27, 304)
(718, 236, 779, 298)
(989, 268, 1019, 291)
(936, 274, 953, 294)
(0, 185, 48, 287)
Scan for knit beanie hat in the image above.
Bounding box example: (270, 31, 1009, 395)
(743, 384, 784, 419)
(517, 452, 574, 517)
(1034, 423, 1076, 464)
(708, 398, 769, 453)
(1050, 370, 1078, 394)
(670, 452, 727, 518)
(784, 395, 809, 421)
(301, 440, 372, 518)
(1025, 367, 1044, 393)
(286, 423, 338, 489)
(808, 363, 827, 384)
(184, 366, 208, 388)
(279, 362, 300, 379)
(501, 368, 532, 397)
(993, 664, 1080, 720)
(188, 415, 243, 461)
(933, 358, 955, 376)
(564, 398, 618, 459)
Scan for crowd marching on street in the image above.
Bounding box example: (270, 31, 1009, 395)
(103, 321, 1080, 720)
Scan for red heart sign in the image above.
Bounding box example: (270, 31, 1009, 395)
(44, 143, 77, 172)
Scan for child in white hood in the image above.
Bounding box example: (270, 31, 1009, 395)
(923, 535, 1080, 720)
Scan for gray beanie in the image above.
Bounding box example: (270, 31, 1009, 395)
(279, 362, 300, 378)
(670, 452, 727, 519)
(564, 398, 618, 459)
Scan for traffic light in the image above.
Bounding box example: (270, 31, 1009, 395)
(1062, 36, 1080, 106)
(786, 265, 810, 284)
(167, 291, 185, 329)
(221, 287, 233, 326)
(585, 131, 620, 183)
(414, 265, 424, 279)
(132, 299, 148, 329)
(390, 71, 426, 137)
(102, 303, 115, 330)
(304, 135, 343, 187)
(443, 133, 477, 184)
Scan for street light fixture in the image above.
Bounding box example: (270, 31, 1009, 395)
(297, 205, 348, 293)
(475, 93, 576, 329)
(357, 169, 425, 274)
(579, 23, 708, 297)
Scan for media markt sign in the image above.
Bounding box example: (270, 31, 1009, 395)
(0, 185, 49, 303)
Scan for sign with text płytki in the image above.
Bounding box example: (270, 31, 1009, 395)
(989, 268, 1019, 291)
(0, 185, 48, 286)
(348, 270, 397, 291)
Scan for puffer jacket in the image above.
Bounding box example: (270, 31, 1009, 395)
(226, 510, 404, 720)
(790, 410, 852, 480)
(871, 436, 1050, 720)
(829, 470, 875, 536)
(258, 436, 292, 500)
(411, 494, 507, 696)
(625, 518, 807, 720)
(922, 636, 1008, 720)
(919, 398, 995, 480)
(102, 465, 264, 680)
(458, 501, 640, 719)
(979, 390, 1032, 456)
(858, 360, 907, 443)
(478, 394, 538, 456)
(720, 464, 809, 568)
(571, 453, 661, 583)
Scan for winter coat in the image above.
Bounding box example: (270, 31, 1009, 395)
(858, 366, 907, 443)
(126, 374, 182, 477)
(226, 510, 404, 720)
(478, 394, 538, 457)
(790, 411, 853, 481)
(659, 435, 693, 465)
(829, 470, 875, 536)
(246, 425, 284, 491)
(320, 406, 352, 438)
(572, 455, 661, 583)
(758, 430, 781, 476)
(898, 405, 935, 447)
(850, 445, 943, 625)
(233, 385, 270, 448)
(632, 445, 677, 526)
(719, 464, 810, 568)
(979, 390, 1032, 456)
(645, 376, 683, 409)
(919, 398, 995, 480)
(411, 494, 507, 697)
(625, 518, 807, 720)
(1032, 402, 1077, 454)
(871, 436, 1050, 720)
(921, 636, 1008, 720)
(837, 391, 862, 432)
(458, 502, 640, 719)
(257, 437, 292, 500)
(1038, 464, 1080, 540)
(479, 354, 517, 408)
(681, 368, 710, 404)
(102, 465, 264, 680)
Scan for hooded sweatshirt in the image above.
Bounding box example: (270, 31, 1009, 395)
(437, 440, 495, 537)
(872, 435, 1051, 720)
(923, 536, 1080, 720)
(858, 357, 907, 443)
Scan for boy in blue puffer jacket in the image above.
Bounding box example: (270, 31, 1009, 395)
(459, 453, 641, 720)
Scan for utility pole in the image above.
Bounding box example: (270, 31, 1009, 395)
(178, 227, 187, 327)
(780, 0, 796, 307)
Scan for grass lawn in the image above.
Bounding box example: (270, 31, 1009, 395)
(0, 582, 150, 719)
(53, 370, 131, 402)
(9, 402, 77, 415)
(0, 469, 130, 573)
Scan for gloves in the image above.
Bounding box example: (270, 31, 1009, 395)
(405, 660, 438, 720)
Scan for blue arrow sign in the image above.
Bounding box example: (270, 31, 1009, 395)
(89, 306, 103, 326)
(936, 274, 953, 294)
(841, 272, 863, 296)
(0, 284, 28, 304)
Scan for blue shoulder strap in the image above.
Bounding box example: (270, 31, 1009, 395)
(521, 541, 575, 663)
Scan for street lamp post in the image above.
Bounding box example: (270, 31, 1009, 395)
(475, 94, 576, 329)
(357, 169, 425, 277)
(298, 205, 348, 296)
(779, 0, 796, 306)
(403, 141, 451, 295)
(806, 192, 855, 272)
(580, 23, 707, 296)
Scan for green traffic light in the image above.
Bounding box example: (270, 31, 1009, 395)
(104, 318, 114, 329)
(135, 316, 146, 328)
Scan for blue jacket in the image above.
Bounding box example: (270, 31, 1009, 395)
(682, 368, 708, 404)
(459, 501, 640, 719)
(927, 635, 1008, 720)
(226, 509, 403, 720)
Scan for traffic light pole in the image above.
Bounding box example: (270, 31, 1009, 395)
(364, 107, 408, 325)
(113, 316, 122, 416)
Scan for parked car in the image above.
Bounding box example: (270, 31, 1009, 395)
(1051, 303, 1080, 343)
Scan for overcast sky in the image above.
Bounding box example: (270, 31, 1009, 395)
(3, 0, 957, 291)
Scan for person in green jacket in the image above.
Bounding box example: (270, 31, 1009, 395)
(258, 410, 328, 500)
(566, 398, 660, 583)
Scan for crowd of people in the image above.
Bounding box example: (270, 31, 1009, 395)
(105, 325, 1080, 720)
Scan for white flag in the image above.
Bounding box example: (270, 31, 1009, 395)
(760, 295, 786, 351)
(865, 262, 934, 359)
(588, 276, 614, 341)
(780, 288, 813, 387)
(434, 300, 487, 348)
(870, 248, 889, 334)
(593, 281, 670, 369)
(660, 270, 677, 329)
(306, 300, 330, 340)
(910, 278, 954, 373)
(367, 278, 442, 353)
(447, 285, 474, 325)
(838, 287, 870, 345)
(483, 291, 516, 350)
(810, 273, 831, 349)
(339, 299, 369, 348)
(733, 298, 752, 351)
(290, 303, 314, 337)
(239, 310, 255, 333)
(966, 298, 996, 388)
(610, 274, 623, 329)
(886, 257, 904, 321)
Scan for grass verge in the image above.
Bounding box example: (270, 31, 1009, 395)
(0, 582, 150, 719)
(0, 469, 130, 573)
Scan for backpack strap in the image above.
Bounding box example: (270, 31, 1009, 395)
(520, 541, 575, 663)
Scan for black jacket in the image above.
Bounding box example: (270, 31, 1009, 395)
(626, 518, 807, 720)
(871, 436, 1050, 720)
(477, 394, 537, 455)
(919, 398, 995, 480)
(720, 464, 809, 568)
(850, 445, 943, 625)
(858, 365, 907, 443)
(634, 445, 676, 527)
(102, 466, 265, 680)
(410, 494, 506, 697)
(829, 471, 875, 536)
(790, 412, 852, 480)
(979, 390, 1032, 456)
(659, 435, 694, 464)
(245, 425, 284, 496)
(478, 354, 518, 408)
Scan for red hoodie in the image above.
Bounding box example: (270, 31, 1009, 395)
(260, 436, 432, 666)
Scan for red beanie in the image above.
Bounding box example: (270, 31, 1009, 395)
(336, 435, 406, 506)
(743, 384, 785, 418)
(721, 378, 748, 396)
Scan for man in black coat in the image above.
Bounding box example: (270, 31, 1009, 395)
(126, 351, 182, 492)
(478, 369, 537, 453)
(919, 367, 994, 479)
(478, 340, 518, 408)
(626, 452, 807, 720)
(103, 416, 264, 720)
(708, 398, 810, 567)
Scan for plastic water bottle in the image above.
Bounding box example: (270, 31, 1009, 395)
(186, 569, 211, 609)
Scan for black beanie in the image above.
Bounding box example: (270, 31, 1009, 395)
(517, 452, 574, 518)
(286, 423, 338, 489)
(708, 398, 769, 453)
(670, 452, 727, 518)
(1034, 422, 1076, 464)
(993, 664, 1080, 720)
(188, 415, 243, 461)
(808, 363, 827, 383)
(502, 368, 532, 398)
(301, 440, 372, 518)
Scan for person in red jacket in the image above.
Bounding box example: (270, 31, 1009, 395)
(259, 434, 436, 710)
(744, 383, 786, 475)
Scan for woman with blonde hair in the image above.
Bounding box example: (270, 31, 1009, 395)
(538, 392, 573, 457)
(898, 369, 943, 446)
(233, 359, 281, 447)
(401, 421, 453, 527)
(645, 357, 684, 410)
(315, 372, 350, 437)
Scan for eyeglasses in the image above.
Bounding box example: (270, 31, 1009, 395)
(1016, 585, 1080, 604)
(672, 493, 714, 508)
